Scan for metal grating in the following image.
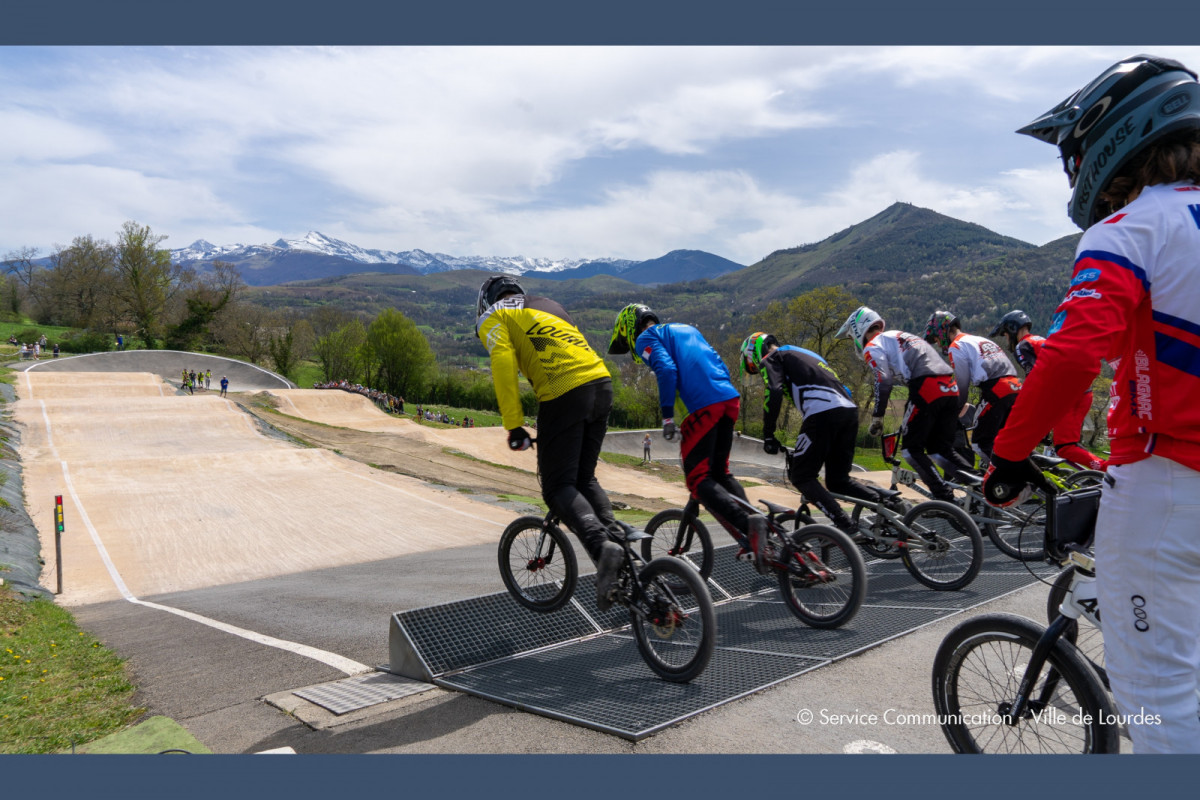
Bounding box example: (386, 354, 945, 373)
(293, 672, 435, 715)
(386, 532, 1056, 740)
(437, 632, 827, 740)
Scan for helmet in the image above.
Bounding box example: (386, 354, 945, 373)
(476, 275, 525, 319)
(608, 304, 659, 361)
(1018, 54, 1200, 229)
(835, 306, 883, 354)
(924, 310, 960, 352)
(989, 309, 1033, 338)
(739, 331, 777, 375)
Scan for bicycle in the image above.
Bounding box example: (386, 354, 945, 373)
(930, 480, 1132, 753)
(497, 512, 717, 683)
(778, 468, 984, 592)
(882, 432, 1091, 563)
(644, 493, 867, 629)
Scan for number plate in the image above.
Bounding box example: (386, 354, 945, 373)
(894, 468, 918, 487)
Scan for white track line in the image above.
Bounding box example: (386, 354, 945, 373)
(38, 399, 370, 676)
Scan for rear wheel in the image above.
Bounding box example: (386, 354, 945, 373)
(899, 500, 983, 591)
(850, 504, 903, 559)
(642, 508, 715, 587)
(497, 516, 578, 612)
(1065, 469, 1106, 489)
(630, 558, 716, 683)
(932, 613, 1118, 754)
(777, 524, 867, 629)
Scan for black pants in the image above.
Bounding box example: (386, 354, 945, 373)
(537, 379, 616, 563)
(787, 406, 884, 525)
(902, 378, 974, 494)
(972, 393, 1017, 462)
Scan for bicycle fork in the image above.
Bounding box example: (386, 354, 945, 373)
(1003, 615, 1077, 724)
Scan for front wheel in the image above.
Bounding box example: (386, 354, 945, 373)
(777, 524, 867, 629)
(931, 613, 1119, 754)
(1065, 469, 1106, 489)
(850, 504, 903, 559)
(979, 496, 1047, 562)
(630, 558, 716, 683)
(899, 500, 983, 591)
(642, 508, 715, 587)
(1046, 565, 1108, 688)
(497, 516, 578, 612)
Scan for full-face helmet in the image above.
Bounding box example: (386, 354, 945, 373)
(924, 310, 960, 352)
(739, 331, 778, 375)
(608, 304, 659, 362)
(1018, 54, 1200, 229)
(476, 275, 525, 319)
(835, 306, 883, 355)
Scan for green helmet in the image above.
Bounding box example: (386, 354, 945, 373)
(739, 331, 777, 376)
(608, 304, 659, 363)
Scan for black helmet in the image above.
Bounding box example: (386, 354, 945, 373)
(476, 275, 525, 319)
(989, 310, 1033, 338)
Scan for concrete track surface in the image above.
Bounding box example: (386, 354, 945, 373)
(11, 352, 1059, 755)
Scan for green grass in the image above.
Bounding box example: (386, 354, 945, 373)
(0, 586, 144, 753)
(598, 451, 688, 483)
(852, 448, 891, 472)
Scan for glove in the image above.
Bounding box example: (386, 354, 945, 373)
(982, 454, 1043, 507)
(868, 417, 884, 436)
(507, 427, 532, 451)
(762, 437, 781, 455)
(662, 419, 676, 441)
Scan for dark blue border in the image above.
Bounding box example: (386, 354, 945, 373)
(3, 753, 1189, 797)
(2, 0, 1200, 45)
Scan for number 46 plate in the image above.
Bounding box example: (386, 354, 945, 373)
(894, 468, 918, 487)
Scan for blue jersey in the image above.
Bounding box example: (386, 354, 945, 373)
(635, 323, 739, 419)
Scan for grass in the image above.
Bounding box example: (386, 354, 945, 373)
(0, 586, 144, 753)
(598, 451, 688, 483)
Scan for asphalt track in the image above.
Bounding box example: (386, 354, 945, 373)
(10, 351, 1061, 755)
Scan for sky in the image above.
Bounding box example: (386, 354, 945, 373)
(4, 45, 1200, 266)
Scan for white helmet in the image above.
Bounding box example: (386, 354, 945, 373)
(836, 306, 883, 354)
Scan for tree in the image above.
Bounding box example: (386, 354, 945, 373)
(165, 260, 244, 351)
(314, 318, 367, 384)
(46, 235, 120, 330)
(367, 307, 435, 398)
(112, 221, 191, 349)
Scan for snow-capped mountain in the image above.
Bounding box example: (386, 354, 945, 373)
(171, 231, 617, 276)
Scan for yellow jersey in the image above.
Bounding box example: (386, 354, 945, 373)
(476, 295, 611, 429)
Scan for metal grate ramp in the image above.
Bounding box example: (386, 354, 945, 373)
(386, 545, 1056, 740)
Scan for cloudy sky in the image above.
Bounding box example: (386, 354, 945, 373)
(3, 45, 1200, 265)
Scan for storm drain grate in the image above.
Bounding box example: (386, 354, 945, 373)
(293, 672, 435, 715)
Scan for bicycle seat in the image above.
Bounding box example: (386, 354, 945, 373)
(609, 521, 652, 543)
(877, 487, 903, 502)
(759, 499, 793, 517)
(1031, 453, 1068, 469)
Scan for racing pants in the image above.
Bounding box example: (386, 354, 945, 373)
(681, 398, 751, 543)
(537, 378, 617, 563)
(1095, 456, 1200, 753)
(787, 406, 884, 527)
(901, 375, 975, 497)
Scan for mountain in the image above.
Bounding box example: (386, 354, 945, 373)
(171, 231, 739, 287)
(715, 202, 1037, 310)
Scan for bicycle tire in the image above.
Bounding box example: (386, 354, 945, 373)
(1046, 565, 1108, 688)
(497, 516, 578, 613)
(931, 613, 1119, 754)
(775, 509, 816, 530)
(979, 496, 1047, 562)
(642, 508, 715, 586)
(1065, 469, 1106, 489)
(777, 523, 867, 629)
(899, 500, 983, 591)
(850, 504, 903, 560)
(630, 557, 717, 683)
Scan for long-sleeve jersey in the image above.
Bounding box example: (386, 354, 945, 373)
(635, 323, 739, 419)
(1014, 333, 1045, 373)
(862, 330, 954, 417)
(994, 181, 1200, 471)
(476, 294, 611, 430)
(760, 345, 856, 440)
(947, 332, 1019, 405)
